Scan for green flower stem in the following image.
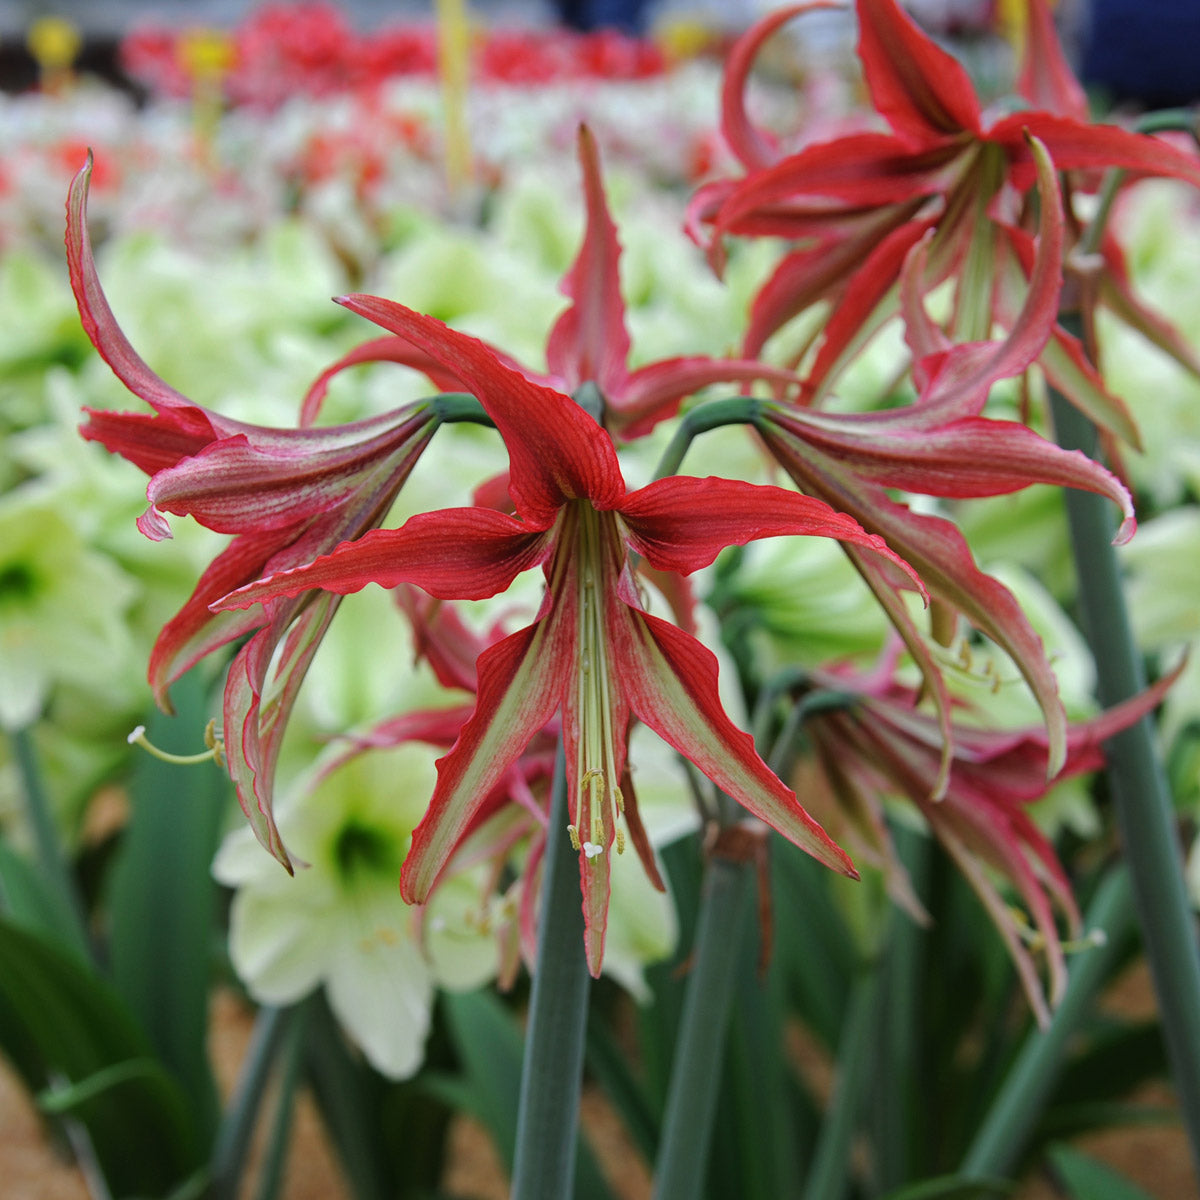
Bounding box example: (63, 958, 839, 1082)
(651, 851, 754, 1200)
(961, 865, 1135, 1178)
(1050, 382, 1200, 1175)
(652, 396, 765, 480)
(8, 725, 89, 952)
(510, 740, 591, 1200)
(801, 960, 880, 1200)
(211, 1005, 294, 1200)
(255, 1001, 309, 1200)
(431, 392, 492, 426)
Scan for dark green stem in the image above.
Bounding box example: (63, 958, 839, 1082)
(652, 396, 765, 480)
(962, 865, 1135, 1177)
(1050, 382, 1200, 1176)
(9, 725, 89, 953)
(801, 961, 880, 1200)
(651, 853, 754, 1200)
(510, 739, 591, 1200)
(211, 1005, 295, 1200)
(431, 391, 492, 426)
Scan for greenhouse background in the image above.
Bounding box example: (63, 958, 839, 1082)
(3, 1, 1200, 1198)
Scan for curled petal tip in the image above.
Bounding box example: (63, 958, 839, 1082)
(1112, 513, 1137, 546)
(136, 504, 173, 541)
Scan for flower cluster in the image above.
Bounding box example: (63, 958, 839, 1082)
(66, 0, 1199, 1065)
(120, 1, 666, 109)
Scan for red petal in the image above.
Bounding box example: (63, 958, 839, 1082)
(299, 335, 465, 427)
(620, 474, 924, 591)
(1015, 0, 1089, 121)
(401, 615, 574, 903)
(336, 295, 624, 521)
(544, 126, 632, 399)
(855, 0, 982, 141)
(215, 507, 554, 610)
(609, 597, 856, 878)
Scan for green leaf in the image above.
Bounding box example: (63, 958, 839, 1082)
(439, 988, 613, 1200)
(1045, 1144, 1157, 1200)
(881, 1174, 1014, 1200)
(0, 917, 201, 1196)
(0, 836, 90, 963)
(106, 671, 228, 1142)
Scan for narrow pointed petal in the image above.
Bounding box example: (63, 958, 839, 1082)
(80, 405, 220, 477)
(401, 615, 574, 903)
(67, 156, 228, 426)
(216, 507, 554, 610)
(991, 112, 1200, 191)
(545, 126, 631, 398)
(336, 294, 624, 520)
(147, 529, 280, 710)
(1016, 0, 1089, 120)
(620, 475, 924, 590)
(300, 336, 465, 426)
(609, 588, 856, 878)
(719, 2, 841, 170)
(855, 0, 982, 141)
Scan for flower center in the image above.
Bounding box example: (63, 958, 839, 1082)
(566, 503, 625, 863)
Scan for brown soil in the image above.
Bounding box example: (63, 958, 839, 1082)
(1, 965, 1194, 1199)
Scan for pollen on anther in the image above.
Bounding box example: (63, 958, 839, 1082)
(568, 824, 582, 851)
(615, 828, 626, 855)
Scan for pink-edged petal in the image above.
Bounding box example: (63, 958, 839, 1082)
(300, 335, 465, 426)
(1015, 0, 1089, 121)
(215, 507, 555, 611)
(401, 615, 574, 903)
(545, 125, 632, 399)
(335, 294, 624, 520)
(619, 474, 925, 591)
(608, 584, 857, 878)
(855, 0, 982, 141)
(147, 529, 280, 710)
(1097, 256, 1200, 380)
(719, 2, 842, 170)
(144, 408, 434, 534)
(224, 593, 340, 872)
(67, 156, 234, 434)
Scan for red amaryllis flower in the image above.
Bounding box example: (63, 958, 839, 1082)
(68, 155, 441, 866)
(301, 126, 801, 439)
(790, 650, 1184, 1025)
(754, 138, 1135, 785)
(693, 0, 1200, 439)
(218, 297, 927, 972)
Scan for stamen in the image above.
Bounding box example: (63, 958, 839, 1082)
(568, 824, 582, 851)
(128, 719, 225, 767)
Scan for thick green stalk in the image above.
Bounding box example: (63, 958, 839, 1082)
(651, 853, 754, 1200)
(962, 866, 1135, 1177)
(652, 396, 764, 480)
(1050, 384, 1200, 1175)
(510, 741, 592, 1200)
(801, 961, 880, 1200)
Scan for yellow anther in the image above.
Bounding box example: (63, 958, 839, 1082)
(616, 828, 626, 855)
(567, 824, 582, 851)
(614, 785, 625, 816)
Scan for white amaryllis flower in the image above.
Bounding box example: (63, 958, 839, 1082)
(213, 738, 498, 1079)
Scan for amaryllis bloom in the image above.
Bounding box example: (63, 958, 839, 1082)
(301, 126, 801, 439)
(693, 0, 1200, 437)
(790, 650, 1183, 1026)
(218, 297, 926, 972)
(754, 139, 1135, 785)
(68, 155, 442, 865)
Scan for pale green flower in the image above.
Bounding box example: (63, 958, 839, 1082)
(214, 739, 498, 1079)
(0, 485, 139, 730)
